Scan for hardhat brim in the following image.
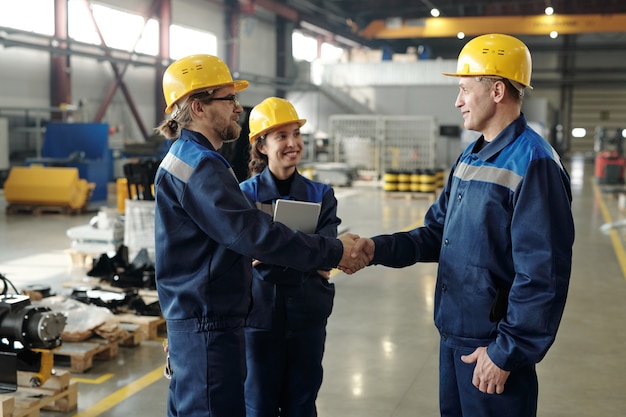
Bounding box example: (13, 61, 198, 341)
(165, 79, 250, 113)
(441, 72, 533, 89)
(249, 119, 307, 144)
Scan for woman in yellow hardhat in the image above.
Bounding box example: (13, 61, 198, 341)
(240, 97, 340, 417)
(154, 57, 368, 417)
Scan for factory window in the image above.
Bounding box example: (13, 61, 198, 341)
(0, 1, 215, 60)
(293, 31, 344, 63)
(0, 0, 54, 35)
(68, 1, 150, 51)
(321, 43, 344, 62)
(169, 25, 218, 60)
(293, 32, 318, 62)
(67, 1, 216, 59)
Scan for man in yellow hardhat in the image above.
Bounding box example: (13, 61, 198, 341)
(154, 55, 369, 417)
(352, 34, 574, 416)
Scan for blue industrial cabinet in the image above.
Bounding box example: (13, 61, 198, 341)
(27, 123, 111, 202)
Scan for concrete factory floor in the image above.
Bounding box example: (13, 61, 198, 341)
(0, 154, 625, 417)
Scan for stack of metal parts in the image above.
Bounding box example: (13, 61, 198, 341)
(71, 245, 161, 317)
(87, 245, 156, 291)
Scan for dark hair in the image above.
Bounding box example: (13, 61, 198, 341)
(248, 136, 268, 177)
(154, 90, 217, 140)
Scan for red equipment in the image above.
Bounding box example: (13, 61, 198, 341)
(594, 127, 625, 184)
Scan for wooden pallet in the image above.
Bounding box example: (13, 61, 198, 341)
(109, 313, 166, 340)
(0, 371, 78, 417)
(60, 278, 162, 346)
(53, 337, 119, 373)
(65, 249, 98, 267)
(115, 322, 145, 347)
(5, 204, 85, 216)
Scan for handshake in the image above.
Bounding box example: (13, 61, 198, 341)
(337, 233, 375, 275)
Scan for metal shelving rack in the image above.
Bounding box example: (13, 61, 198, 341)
(329, 114, 438, 178)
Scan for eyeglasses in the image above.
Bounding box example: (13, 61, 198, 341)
(207, 95, 240, 109)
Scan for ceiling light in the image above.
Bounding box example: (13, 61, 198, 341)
(457, 32, 465, 39)
(550, 31, 558, 39)
(545, 6, 554, 15)
(421, 0, 441, 18)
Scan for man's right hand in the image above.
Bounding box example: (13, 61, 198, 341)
(337, 234, 374, 274)
(352, 237, 375, 265)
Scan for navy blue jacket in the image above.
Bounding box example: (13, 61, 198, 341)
(239, 167, 339, 329)
(372, 115, 574, 371)
(154, 129, 342, 330)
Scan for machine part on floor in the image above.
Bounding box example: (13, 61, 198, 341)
(70, 286, 138, 313)
(0, 290, 67, 393)
(129, 296, 162, 317)
(22, 284, 52, 298)
(21, 284, 54, 302)
(66, 207, 124, 254)
(19, 347, 56, 388)
(0, 351, 18, 393)
(120, 248, 156, 290)
(87, 246, 156, 290)
(87, 253, 118, 279)
(594, 127, 625, 184)
(3, 165, 95, 209)
(110, 268, 156, 290)
(70, 285, 160, 315)
(87, 244, 129, 279)
(0, 294, 67, 349)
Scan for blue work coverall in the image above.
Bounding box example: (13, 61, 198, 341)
(370, 115, 575, 417)
(154, 129, 343, 417)
(239, 167, 339, 417)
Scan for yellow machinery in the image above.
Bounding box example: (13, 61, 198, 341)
(4, 166, 94, 210)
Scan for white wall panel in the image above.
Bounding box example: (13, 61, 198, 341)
(238, 13, 278, 107)
(322, 60, 458, 87)
(0, 49, 49, 108)
(0, 118, 8, 170)
(173, 0, 224, 45)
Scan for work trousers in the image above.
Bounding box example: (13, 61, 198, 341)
(166, 322, 246, 417)
(244, 324, 327, 417)
(439, 342, 538, 417)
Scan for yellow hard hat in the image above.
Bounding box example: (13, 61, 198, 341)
(162, 54, 249, 114)
(248, 97, 307, 144)
(443, 34, 532, 89)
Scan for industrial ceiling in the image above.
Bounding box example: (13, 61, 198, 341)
(280, 0, 626, 57)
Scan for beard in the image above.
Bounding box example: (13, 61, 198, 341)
(219, 120, 242, 144)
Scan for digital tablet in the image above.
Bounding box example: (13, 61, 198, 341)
(273, 199, 321, 233)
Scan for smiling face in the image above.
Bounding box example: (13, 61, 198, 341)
(258, 122, 303, 179)
(454, 77, 497, 135)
